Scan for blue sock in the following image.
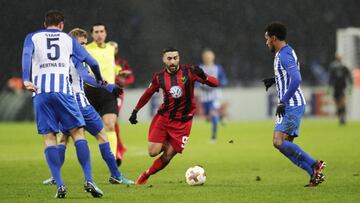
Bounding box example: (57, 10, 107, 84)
(57, 145, 66, 167)
(99, 142, 121, 178)
(279, 141, 316, 175)
(45, 146, 64, 187)
(74, 139, 93, 182)
(211, 115, 219, 139)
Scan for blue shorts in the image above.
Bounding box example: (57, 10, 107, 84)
(61, 100, 103, 136)
(202, 101, 220, 116)
(274, 105, 305, 137)
(33, 93, 85, 135)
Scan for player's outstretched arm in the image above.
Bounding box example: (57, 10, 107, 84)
(74, 60, 123, 97)
(22, 34, 37, 92)
(129, 75, 160, 124)
(193, 66, 219, 87)
(71, 37, 104, 84)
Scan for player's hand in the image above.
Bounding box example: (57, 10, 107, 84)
(262, 77, 276, 91)
(23, 81, 37, 92)
(112, 86, 123, 98)
(95, 75, 105, 85)
(129, 110, 138, 124)
(194, 66, 207, 81)
(275, 101, 286, 118)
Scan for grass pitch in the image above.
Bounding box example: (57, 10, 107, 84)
(0, 119, 359, 202)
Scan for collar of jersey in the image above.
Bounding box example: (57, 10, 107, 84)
(165, 66, 180, 74)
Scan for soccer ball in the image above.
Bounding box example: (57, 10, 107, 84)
(185, 165, 206, 186)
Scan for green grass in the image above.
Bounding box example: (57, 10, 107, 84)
(0, 119, 359, 202)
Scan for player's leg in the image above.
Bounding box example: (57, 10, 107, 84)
(136, 142, 177, 184)
(273, 105, 326, 186)
(70, 127, 93, 182)
(273, 131, 315, 175)
(209, 101, 220, 142)
(56, 93, 103, 197)
(102, 113, 118, 157)
(136, 114, 168, 184)
(43, 133, 65, 188)
(95, 129, 134, 184)
(43, 133, 69, 186)
(81, 103, 133, 185)
(115, 96, 127, 165)
(338, 95, 346, 124)
(34, 93, 66, 197)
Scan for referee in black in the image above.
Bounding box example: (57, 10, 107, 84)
(328, 53, 353, 125)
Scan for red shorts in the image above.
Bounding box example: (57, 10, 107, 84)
(148, 114, 193, 153)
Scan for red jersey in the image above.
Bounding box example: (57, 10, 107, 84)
(135, 65, 219, 121)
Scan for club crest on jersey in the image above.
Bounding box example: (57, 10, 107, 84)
(181, 76, 187, 83)
(169, 86, 183, 98)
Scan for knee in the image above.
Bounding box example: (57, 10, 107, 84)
(59, 135, 69, 145)
(162, 151, 176, 162)
(148, 150, 160, 157)
(96, 132, 108, 144)
(273, 137, 283, 149)
(103, 120, 115, 131)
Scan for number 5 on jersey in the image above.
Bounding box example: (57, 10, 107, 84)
(47, 38, 60, 60)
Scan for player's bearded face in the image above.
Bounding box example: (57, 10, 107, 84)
(163, 51, 180, 73)
(265, 32, 275, 53)
(92, 25, 107, 45)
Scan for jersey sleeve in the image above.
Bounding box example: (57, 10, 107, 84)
(22, 34, 34, 82)
(191, 67, 219, 87)
(279, 51, 302, 103)
(72, 37, 89, 61)
(74, 58, 114, 92)
(218, 65, 228, 86)
(134, 74, 160, 111)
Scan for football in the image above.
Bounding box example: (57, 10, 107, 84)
(185, 165, 206, 186)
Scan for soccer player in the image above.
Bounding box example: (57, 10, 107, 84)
(198, 48, 228, 143)
(42, 28, 134, 186)
(129, 48, 219, 184)
(263, 22, 326, 187)
(22, 10, 104, 198)
(328, 53, 353, 125)
(85, 23, 120, 159)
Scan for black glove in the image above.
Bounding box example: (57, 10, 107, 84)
(95, 74, 105, 85)
(112, 86, 123, 98)
(275, 101, 286, 117)
(129, 110, 138, 124)
(262, 77, 276, 91)
(194, 66, 207, 81)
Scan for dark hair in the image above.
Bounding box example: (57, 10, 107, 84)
(44, 10, 64, 27)
(91, 22, 107, 33)
(264, 22, 287, 41)
(162, 47, 179, 54)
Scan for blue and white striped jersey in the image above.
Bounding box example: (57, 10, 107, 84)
(274, 45, 306, 106)
(22, 29, 89, 96)
(198, 64, 227, 102)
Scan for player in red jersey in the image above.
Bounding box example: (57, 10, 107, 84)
(129, 47, 219, 184)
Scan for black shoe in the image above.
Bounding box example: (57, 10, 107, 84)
(84, 181, 103, 198)
(54, 185, 67, 198)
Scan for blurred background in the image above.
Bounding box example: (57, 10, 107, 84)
(1, 0, 360, 121)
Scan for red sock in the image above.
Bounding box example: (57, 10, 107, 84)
(145, 157, 169, 177)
